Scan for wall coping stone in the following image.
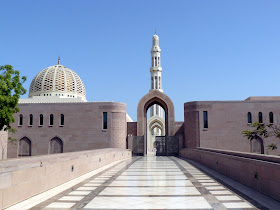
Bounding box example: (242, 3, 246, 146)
(181, 147, 280, 165)
(0, 148, 131, 174)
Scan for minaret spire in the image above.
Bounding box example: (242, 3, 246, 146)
(150, 32, 163, 118)
(58, 53, 61, 65)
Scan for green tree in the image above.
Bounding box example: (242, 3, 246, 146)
(242, 122, 268, 154)
(266, 123, 280, 152)
(0, 65, 26, 159)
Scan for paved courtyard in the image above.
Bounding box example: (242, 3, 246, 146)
(7, 157, 280, 209)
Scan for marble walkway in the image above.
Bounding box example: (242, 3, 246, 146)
(7, 156, 280, 209)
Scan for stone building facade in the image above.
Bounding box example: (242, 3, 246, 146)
(8, 102, 127, 158)
(184, 97, 280, 155)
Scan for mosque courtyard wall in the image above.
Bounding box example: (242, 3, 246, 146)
(184, 99, 280, 156)
(7, 102, 127, 158)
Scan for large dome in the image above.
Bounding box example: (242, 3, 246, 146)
(29, 64, 86, 101)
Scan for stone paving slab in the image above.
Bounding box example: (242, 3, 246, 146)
(6, 156, 280, 210)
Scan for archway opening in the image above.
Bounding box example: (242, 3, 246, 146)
(137, 90, 175, 156)
(144, 100, 169, 155)
(147, 104, 165, 155)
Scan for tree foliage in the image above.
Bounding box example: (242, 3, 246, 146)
(0, 65, 26, 134)
(243, 122, 279, 154)
(242, 122, 269, 140)
(242, 122, 267, 154)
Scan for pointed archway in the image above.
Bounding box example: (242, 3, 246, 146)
(137, 90, 175, 155)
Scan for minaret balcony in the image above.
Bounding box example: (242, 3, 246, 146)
(150, 67, 162, 72)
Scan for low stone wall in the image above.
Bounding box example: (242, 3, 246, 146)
(180, 147, 280, 202)
(0, 148, 131, 209)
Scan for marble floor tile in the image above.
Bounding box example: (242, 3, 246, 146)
(222, 202, 253, 208)
(210, 190, 233, 195)
(115, 175, 188, 180)
(59, 196, 84, 201)
(205, 186, 225, 190)
(201, 182, 220, 186)
(68, 190, 91, 195)
(45, 202, 75, 208)
(76, 186, 97, 191)
(84, 196, 212, 209)
(197, 179, 215, 183)
(215, 195, 241, 201)
(84, 183, 101, 187)
(99, 186, 200, 195)
(109, 180, 193, 187)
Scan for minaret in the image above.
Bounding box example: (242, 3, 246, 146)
(150, 33, 163, 119)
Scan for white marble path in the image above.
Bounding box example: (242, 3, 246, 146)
(6, 156, 280, 210)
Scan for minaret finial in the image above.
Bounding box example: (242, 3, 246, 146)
(58, 53, 60, 65)
(155, 29, 156, 35)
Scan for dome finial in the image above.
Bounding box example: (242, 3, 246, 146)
(58, 53, 61, 65)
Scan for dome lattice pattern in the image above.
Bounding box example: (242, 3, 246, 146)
(29, 65, 86, 100)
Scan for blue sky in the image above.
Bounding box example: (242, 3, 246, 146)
(1, 0, 280, 121)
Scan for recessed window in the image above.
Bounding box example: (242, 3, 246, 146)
(247, 112, 252, 124)
(258, 112, 263, 123)
(203, 111, 208, 128)
(29, 114, 33, 126)
(60, 114, 64, 126)
(50, 114, 54, 126)
(103, 112, 107, 129)
(269, 112, 274, 124)
(18, 114, 23, 126)
(39, 114, 44, 126)
(155, 76, 158, 89)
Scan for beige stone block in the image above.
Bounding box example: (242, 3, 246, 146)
(0, 172, 11, 190)
(3, 186, 19, 208)
(0, 190, 2, 210)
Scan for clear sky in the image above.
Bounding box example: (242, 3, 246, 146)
(1, 1, 280, 121)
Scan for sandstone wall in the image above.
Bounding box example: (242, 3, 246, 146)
(184, 100, 280, 155)
(0, 148, 131, 209)
(8, 102, 127, 158)
(180, 148, 280, 202)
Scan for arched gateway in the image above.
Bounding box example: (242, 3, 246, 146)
(137, 90, 175, 155)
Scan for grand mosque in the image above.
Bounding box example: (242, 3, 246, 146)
(5, 33, 280, 158)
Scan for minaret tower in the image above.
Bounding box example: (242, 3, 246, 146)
(150, 32, 163, 118)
